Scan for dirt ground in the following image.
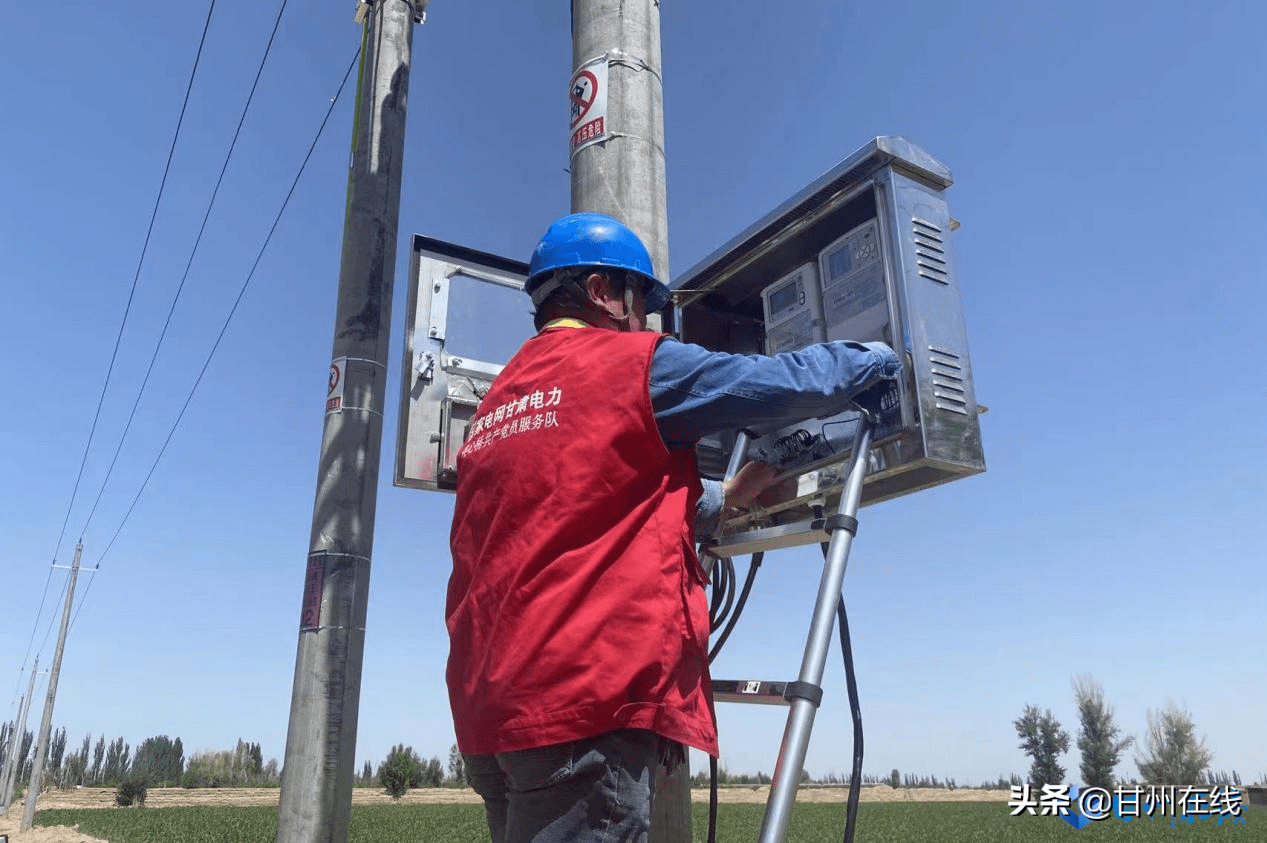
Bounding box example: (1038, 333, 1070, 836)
(0, 811, 107, 843)
(1, 784, 1011, 842)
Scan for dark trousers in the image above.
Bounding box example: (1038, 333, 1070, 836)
(464, 729, 671, 843)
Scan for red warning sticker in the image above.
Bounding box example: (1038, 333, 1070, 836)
(570, 57, 608, 156)
(327, 357, 346, 413)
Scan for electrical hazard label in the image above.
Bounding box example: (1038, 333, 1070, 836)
(570, 57, 608, 156)
(327, 357, 346, 413)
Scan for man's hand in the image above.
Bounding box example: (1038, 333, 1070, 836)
(722, 461, 791, 510)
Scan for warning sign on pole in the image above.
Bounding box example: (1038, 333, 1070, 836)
(327, 357, 346, 413)
(569, 56, 608, 156)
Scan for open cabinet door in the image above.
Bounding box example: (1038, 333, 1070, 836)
(396, 235, 531, 492)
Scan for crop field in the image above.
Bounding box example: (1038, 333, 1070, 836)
(33, 801, 1257, 842)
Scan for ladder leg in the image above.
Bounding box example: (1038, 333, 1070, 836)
(758, 415, 873, 843)
(701, 431, 752, 578)
(723, 430, 753, 481)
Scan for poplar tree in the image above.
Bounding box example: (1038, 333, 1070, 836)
(102, 737, 130, 785)
(1136, 701, 1212, 784)
(1014, 704, 1070, 788)
(49, 728, 68, 780)
(133, 735, 185, 786)
(1072, 675, 1133, 789)
(91, 736, 105, 784)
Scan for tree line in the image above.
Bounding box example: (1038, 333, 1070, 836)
(1014, 674, 1246, 789)
(0, 728, 280, 801)
(369, 744, 472, 799)
(0, 727, 471, 805)
(6, 702, 1255, 807)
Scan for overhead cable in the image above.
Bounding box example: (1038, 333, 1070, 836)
(6, 568, 55, 712)
(77, 0, 294, 543)
(68, 45, 364, 633)
(47, 0, 221, 570)
(11, 0, 221, 708)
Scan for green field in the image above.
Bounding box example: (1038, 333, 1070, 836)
(35, 801, 1257, 842)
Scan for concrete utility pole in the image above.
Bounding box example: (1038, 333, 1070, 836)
(570, 0, 670, 282)
(275, 1, 420, 841)
(22, 543, 82, 831)
(0, 656, 38, 816)
(570, 3, 688, 839)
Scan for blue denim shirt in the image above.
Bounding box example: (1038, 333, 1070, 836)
(648, 338, 901, 537)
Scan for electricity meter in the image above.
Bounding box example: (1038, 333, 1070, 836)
(670, 136, 985, 555)
(761, 262, 826, 354)
(819, 219, 886, 344)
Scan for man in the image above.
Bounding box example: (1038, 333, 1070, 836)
(447, 213, 900, 842)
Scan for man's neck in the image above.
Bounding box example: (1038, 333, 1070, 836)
(543, 317, 593, 330)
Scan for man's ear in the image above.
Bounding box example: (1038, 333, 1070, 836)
(584, 272, 624, 318)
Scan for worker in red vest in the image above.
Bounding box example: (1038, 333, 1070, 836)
(448, 213, 900, 842)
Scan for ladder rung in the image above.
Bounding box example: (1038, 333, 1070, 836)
(713, 679, 790, 706)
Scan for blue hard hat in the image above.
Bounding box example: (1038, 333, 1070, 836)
(526, 213, 671, 312)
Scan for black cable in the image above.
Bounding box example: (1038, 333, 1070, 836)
(34, 575, 72, 657)
(8, 566, 55, 709)
(709, 755, 720, 843)
(708, 551, 724, 622)
(708, 552, 763, 663)
(66, 45, 363, 631)
(77, 0, 293, 541)
(13, 0, 220, 707)
(48, 0, 220, 567)
(837, 595, 863, 843)
(821, 540, 863, 843)
(708, 553, 734, 633)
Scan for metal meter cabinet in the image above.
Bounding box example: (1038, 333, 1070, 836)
(395, 236, 531, 492)
(671, 136, 985, 557)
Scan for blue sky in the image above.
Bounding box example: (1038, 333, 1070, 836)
(2, 0, 1264, 788)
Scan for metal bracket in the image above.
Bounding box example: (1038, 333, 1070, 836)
(782, 681, 824, 708)
(823, 513, 858, 536)
(415, 351, 435, 384)
(354, 0, 429, 25)
(713, 679, 790, 706)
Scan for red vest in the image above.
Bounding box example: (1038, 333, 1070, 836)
(447, 326, 717, 756)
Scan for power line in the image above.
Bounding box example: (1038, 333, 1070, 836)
(11, 0, 221, 710)
(7, 567, 54, 711)
(48, 0, 221, 570)
(77, 0, 294, 543)
(34, 576, 71, 663)
(67, 45, 364, 633)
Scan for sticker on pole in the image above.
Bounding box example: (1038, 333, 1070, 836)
(327, 357, 346, 413)
(570, 56, 608, 156)
(301, 552, 325, 631)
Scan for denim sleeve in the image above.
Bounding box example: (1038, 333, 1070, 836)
(695, 478, 723, 540)
(651, 338, 901, 450)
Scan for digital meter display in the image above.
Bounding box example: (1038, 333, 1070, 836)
(768, 279, 801, 314)
(825, 247, 852, 279)
(761, 262, 825, 355)
(819, 219, 888, 344)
